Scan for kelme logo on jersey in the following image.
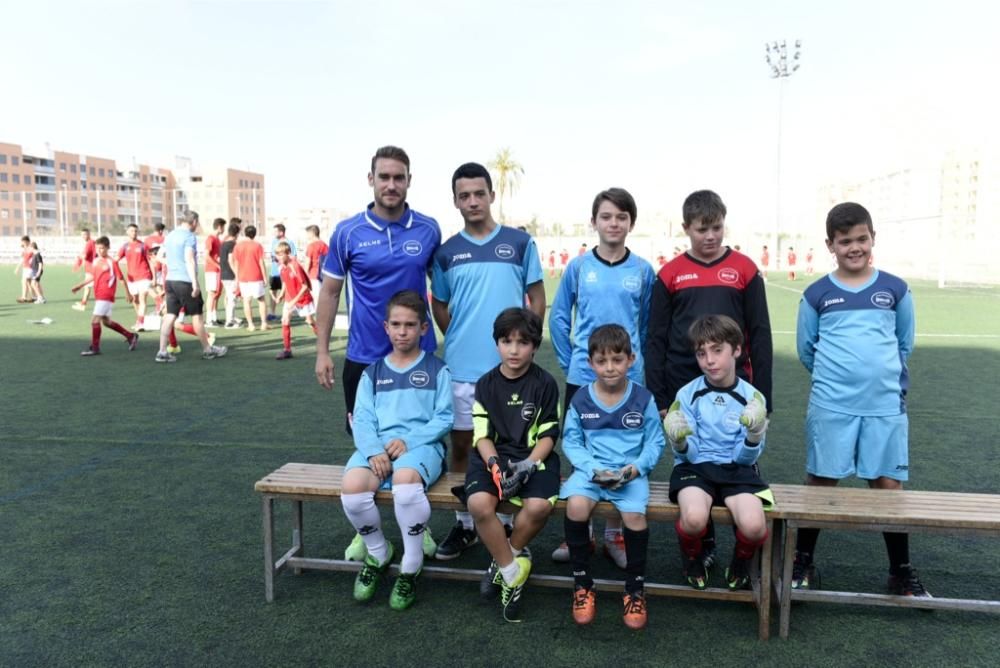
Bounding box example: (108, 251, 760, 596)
(871, 291, 895, 309)
(520, 402, 537, 421)
(507, 393, 523, 406)
(621, 411, 644, 429)
(402, 240, 423, 256)
(408, 370, 430, 387)
(495, 243, 516, 260)
(718, 267, 739, 284)
(621, 275, 642, 292)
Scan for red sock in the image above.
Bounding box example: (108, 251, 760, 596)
(107, 320, 131, 339)
(734, 529, 768, 560)
(282, 324, 292, 350)
(91, 322, 101, 349)
(675, 519, 707, 558)
(179, 323, 196, 337)
(168, 330, 178, 347)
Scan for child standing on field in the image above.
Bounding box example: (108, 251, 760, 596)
(560, 324, 665, 629)
(71, 236, 139, 356)
(274, 241, 317, 360)
(663, 315, 772, 591)
(792, 202, 929, 597)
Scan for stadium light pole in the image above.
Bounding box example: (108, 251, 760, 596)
(765, 39, 802, 267)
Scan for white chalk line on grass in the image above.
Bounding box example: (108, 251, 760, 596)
(771, 330, 1000, 339)
(6, 434, 332, 450)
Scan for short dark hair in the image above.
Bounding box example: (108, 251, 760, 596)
(371, 145, 410, 174)
(213, 217, 226, 230)
(229, 217, 242, 226)
(180, 210, 199, 225)
(385, 289, 428, 325)
(682, 190, 727, 226)
(451, 162, 493, 195)
(826, 202, 873, 240)
(95, 236, 110, 247)
(127, 223, 138, 230)
(227, 222, 240, 237)
(306, 224, 320, 236)
(591, 188, 637, 224)
(154, 222, 166, 232)
(273, 223, 286, 234)
(688, 314, 743, 351)
(588, 324, 632, 357)
(20, 235, 30, 243)
(81, 228, 90, 234)
(244, 225, 257, 239)
(492, 307, 542, 349)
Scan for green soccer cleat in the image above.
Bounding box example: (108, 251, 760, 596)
(344, 533, 368, 561)
(353, 544, 394, 602)
(422, 527, 437, 558)
(500, 556, 532, 622)
(389, 570, 420, 611)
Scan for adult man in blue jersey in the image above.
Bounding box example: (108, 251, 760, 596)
(430, 162, 546, 560)
(315, 146, 441, 430)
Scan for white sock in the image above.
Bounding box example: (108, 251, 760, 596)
(342, 492, 388, 563)
(456, 510, 474, 530)
(497, 512, 514, 529)
(393, 483, 430, 574)
(500, 559, 521, 586)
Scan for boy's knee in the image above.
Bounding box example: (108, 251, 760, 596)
(739, 515, 767, 541)
(678, 508, 709, 535)
(342, 469, 376, 494)
(391, 468, 422, 486)
(620, 512, 647, 531)
(565, 496, 594, 522)
(520, 498, 554, 520)
(467, 493, 497, 519)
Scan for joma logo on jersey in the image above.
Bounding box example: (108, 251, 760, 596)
(871, 291, 895, 309)
(376, 378, 395, 386)
(674, 272, 699, 285)
(408, 370, 430, 387)
(452, 252, 472, 262)
(402, 240, 422, 256)
(358, 239, 381, 248)
(621, 411, 644, 429)
(823, 297, 845, 308)
(579, 412, 601, 419)
(495, 244, 516, 260)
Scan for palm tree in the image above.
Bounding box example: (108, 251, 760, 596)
(488, 147, 524, 224)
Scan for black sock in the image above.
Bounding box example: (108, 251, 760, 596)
(795, 528, 821, 561)
(703, 519, 716, 553)
(883, 532, 910, 574)
(565, 517, 593, 590)
(623, 526, 649, 594)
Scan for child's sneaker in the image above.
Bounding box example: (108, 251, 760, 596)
(604, 532, 627, 569)
(725, 555, 752, 590)
(344, 533, 367, 561)
(572, 586, 596, 625)
(887, 565, 932, 598)
(154, 351, 177, 364)
(481, 560, 501, 600)
(434, 521, 478, 560)
(791, 550, 818, 590)
(622, 590, 647, 629)
(275, 349, 293, 360)
(389, 570, 420, 610)
(353, 544, 394, 602)
(202, 345, 228, 360)
(683, 555, 708, 590)
(551, 538, 595, 563)
(127, 333, 139, 351)
(80, 346, 100, 356)
(500, 556, 531, 622)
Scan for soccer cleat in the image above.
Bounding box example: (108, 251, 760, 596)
(72, 302, 86, 311)
(389, 570, 420, 611)
(684, 556, 708, 590)
(572, 586, 597, 625)
(791, 551, 818, 590)
(224, 320, 239, 329)
(701, 535, 718, 571)
(434, 521, 478, 560)
(421, 527, 437, 558)
(887, 565, 932, 598)
(205, 320, 218, 329)
(207, 332, 217, 347)
(622, 591, 648, 629)
(267, 313, 279, 322)
(34, 298, 46, 304)
(202, 345, 228, 360)
(154, 351, 177, 364)
(481, 560, 501, 600)
(80, 346, 100, 356)
(275, 349, 293, 360)
(353, 544, 395, 602)
(604, 533, 627, 570)
(500, 556, 532, 622)
(552, 539, 595, 563)
(344, 533, 367, 561)
(725, 555, 752, 590)
(167, 344, 182, 354)
(127, 333, 139, 352)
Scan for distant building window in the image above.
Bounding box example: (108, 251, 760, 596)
(13, 174, 19, 184)
(12, 156, 20, 166)
(71, 181, 77, 189)
(0, 173, 7, 183)
(1, 209, 7, 219)
(90, 166, 95, 176)
(71, 164, 77, 173)
(0, 155, 6, 164)
(99, 168, 105, 177)
(60, 162, 67, 171)
(142, 174, 147, 182)
(72, 212, 79, 222)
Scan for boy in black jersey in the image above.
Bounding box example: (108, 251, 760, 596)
(466, 307, 561, 622)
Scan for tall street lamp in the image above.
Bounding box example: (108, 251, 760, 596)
(765, 39, 802, 269)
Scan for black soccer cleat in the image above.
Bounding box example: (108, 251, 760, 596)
(434, 521, 478, 560)
(888, 565, 932, 598)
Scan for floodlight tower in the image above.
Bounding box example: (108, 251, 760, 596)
(765, 39, 802, 267)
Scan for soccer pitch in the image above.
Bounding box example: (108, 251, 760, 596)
(2, 267, 998, 667)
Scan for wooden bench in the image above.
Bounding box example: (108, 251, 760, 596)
(255, 463, 777, 640)
(769, 485, 1000, 639)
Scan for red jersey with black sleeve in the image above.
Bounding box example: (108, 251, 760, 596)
(117, 240, 153, 281)
(644, 248, 773, 413)
(279, 259, 313, 307)
(91, 256, 124, 302)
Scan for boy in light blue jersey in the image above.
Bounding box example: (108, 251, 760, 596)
(549, 187, 656, 567)
(560, 325, 665, 629)
(792, 202, 929, 598)
(430, 162, 546, 560)
(340, 290, 454, 610)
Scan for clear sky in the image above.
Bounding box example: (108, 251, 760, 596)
(4, 0, 998, 235)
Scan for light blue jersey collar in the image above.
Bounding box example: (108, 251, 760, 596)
(383, 350, 426, 374)
(828, 269, 880, 293)
(587, 380, 634, 413)
(459, 223, 502, 245)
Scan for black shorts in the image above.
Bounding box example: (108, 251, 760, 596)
(342, 357, 370, 435)
(165, 280, 204, 317)
(269, 276, 282, 291)
(464, 452, 561, 504)
(668, 461, 772, 509)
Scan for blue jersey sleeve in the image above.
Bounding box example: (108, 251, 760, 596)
(404, 366, 455, 448)
(635, 395, 667, 476)
(523, 238, 543, 286)
(351, 372, 382, 459)
(430, 252, 451, 303)
(322, 228, 347, 280)
(638, 264, 654, 358)
(548, 263, 577, 374)
(560, 404, 601, 475)
(896, 290, 915, 361)
(796, 297, 819, 372)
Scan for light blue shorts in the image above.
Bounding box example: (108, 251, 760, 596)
(345, 444, 445, 491)
(805, 404, 909, 481)
(559, 469, 650, 514)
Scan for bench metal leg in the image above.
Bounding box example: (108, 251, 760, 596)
(779, 523, 797, 639)
(263, 495, 275, 602)
(292, 500, 303, 575)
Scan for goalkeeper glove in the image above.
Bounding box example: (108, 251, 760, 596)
(592, 468, 623, 488)
(610, 464, 638, 490)
(501, 459, 537, 499)
(487, 456, 505, 498)
(663, 400, 693, 451)
(740, 391, 768, 444)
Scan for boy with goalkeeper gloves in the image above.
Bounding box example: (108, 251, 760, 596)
(559, 324, 666, 628)
(664, 314, 773, 591)
(465, 307, 561, 622)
